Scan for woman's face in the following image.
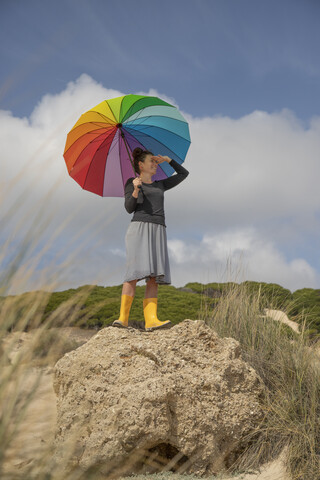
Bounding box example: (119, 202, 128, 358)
(139, 154, 158, 175)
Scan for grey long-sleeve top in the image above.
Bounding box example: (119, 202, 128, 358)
(124, 159, 189, 227)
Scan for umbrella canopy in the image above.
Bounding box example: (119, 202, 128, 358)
(63, 94, 191, 197)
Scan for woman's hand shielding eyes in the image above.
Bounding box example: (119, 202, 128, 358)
(151, 155, 171, 164)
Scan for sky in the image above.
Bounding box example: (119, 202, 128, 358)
(1, 0, 320, 295)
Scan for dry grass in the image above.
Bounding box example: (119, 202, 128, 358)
(197, 258, 320, 480)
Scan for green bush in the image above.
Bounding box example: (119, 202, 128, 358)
(2, 281, 320, 335)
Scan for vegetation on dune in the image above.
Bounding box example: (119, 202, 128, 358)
(2, 280, 320, 339)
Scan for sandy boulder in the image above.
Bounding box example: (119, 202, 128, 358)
(52, 319, 265, 477)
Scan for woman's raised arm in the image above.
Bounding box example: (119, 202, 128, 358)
(161, 159, 189, 191)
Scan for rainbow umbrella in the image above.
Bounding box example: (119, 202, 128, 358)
(63, 94, 191, 197)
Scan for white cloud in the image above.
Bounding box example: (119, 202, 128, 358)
(168, 227, 319, 292)
(176, 107, 320, 220)
(109, 248, 125, 258)
(1, 73, 320, 295)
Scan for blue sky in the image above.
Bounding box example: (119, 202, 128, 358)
(2, 0, 320, 123)
(1, 0, 320, 294)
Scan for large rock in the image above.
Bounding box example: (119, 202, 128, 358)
(53, 319, 265, 477)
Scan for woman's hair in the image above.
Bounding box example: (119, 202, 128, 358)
(132, 147, 154, 174)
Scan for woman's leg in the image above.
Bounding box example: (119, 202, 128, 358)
(145, 276, 158, 298)
(112, 280, 138, 328)
(143, 277, 171, 330)
(122, 279, 138, 296)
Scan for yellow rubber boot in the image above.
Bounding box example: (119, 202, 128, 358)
(143, 297, 172, 332)
(112, 294, 134, 328)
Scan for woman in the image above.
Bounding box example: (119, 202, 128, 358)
(112, 147, 189, 332)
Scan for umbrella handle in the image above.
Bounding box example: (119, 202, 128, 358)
(120, 129, 137, 177)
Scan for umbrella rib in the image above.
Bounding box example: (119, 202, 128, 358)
(100, 133, 112, 197)
(119, 95, 126, 123)
(101, 129, 133, 194)
(89, 110, 117, 124)
(123, 111, 190, 143)
(64, 122, 106, 153)
(125, 115, 188, 130)
(121, 96, 152, 122)
(81, 129, 118, 194)
(99, 129, 129, 196)
(96, 128, 125, 189)
(122, 96, 174, 125)
(73, 129, 116, 177)
(125, 122, 191, 150)
(64, 123, 116, 155)
(71, 121, 112, 135)
(124, 126, 185, 165)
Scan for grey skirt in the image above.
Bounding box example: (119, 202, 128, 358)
(123, 221, 171, 285)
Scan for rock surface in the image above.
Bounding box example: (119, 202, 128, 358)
(53, 319, 265, 477)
